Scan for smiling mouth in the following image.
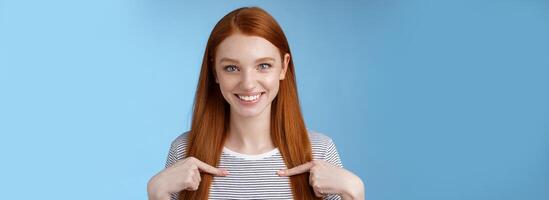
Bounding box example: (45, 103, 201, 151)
(234, 92, 265, 102)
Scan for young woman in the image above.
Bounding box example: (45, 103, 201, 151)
(147, 7, 365, 200)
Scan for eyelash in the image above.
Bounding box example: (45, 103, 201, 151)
(258, 63, 272, 70)
(224, 63, 272, 72)
(224, 65, 238, 72)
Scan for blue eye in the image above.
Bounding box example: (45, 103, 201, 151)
(224, 65, 238, 72)
(258, 63, 271, 70)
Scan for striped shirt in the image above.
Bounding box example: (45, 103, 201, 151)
(165, 130, 343, 200)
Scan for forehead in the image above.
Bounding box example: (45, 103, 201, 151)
(215, 33, 280, 62)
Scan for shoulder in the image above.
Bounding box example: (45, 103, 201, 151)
(164, 131, 191, 168)
(307, 129, 336, 147)
(172, 130, 190, 145)
(307, 129, 343, 167)
(169, 131, 190, 159)
(307, 129, 338, 156)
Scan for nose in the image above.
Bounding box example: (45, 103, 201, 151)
(240, 68, 257, 91)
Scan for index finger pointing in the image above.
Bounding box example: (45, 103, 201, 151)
(192, 158, 228, 176)
(278, 162, 314, 176)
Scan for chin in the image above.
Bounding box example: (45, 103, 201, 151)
(234, 109, 262, 118)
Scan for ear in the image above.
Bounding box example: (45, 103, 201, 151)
(280, 53, 290, 80)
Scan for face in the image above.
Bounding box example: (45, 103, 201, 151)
(214, 33, 290, 118)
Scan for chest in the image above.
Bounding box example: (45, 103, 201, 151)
(208, 152, 294, 199)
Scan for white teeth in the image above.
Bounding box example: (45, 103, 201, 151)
(237, 93, 261, 101)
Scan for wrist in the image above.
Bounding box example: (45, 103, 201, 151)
(341, 175, 365, 200)
(148, 191, 170, 200)
(147, 175, 170, 200)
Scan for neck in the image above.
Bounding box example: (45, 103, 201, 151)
(225, 105, 274, 154)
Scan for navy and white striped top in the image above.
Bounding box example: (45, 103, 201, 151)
(165, 130, 343, 200)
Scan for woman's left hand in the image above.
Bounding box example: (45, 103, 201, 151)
(277, 160, 365, 200)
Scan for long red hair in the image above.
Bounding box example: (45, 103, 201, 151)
(180, 7, 319, 200)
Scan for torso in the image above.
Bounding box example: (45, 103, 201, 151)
(166, 130, 343, 200)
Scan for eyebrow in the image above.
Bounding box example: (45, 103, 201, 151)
(219, 57, 275, 64)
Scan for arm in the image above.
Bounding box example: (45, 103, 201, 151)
(324, 138, 365, 200)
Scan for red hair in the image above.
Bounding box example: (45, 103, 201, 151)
(179, 7, 320, 200)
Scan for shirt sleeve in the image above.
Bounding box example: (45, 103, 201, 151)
(164, 135, 186, 200)
(323, 138, 343, 168)
(323, 138, 343, 200)
(165, 140, 180, 169)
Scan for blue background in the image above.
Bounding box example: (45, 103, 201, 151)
(1, 0, 547, 199)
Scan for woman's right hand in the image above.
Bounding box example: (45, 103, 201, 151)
(147, 157, 229, 200)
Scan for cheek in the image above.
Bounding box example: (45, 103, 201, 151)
(217, 75, 237, 89)
(217, 77, 237, 98)
(264, 76, 281, 93)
